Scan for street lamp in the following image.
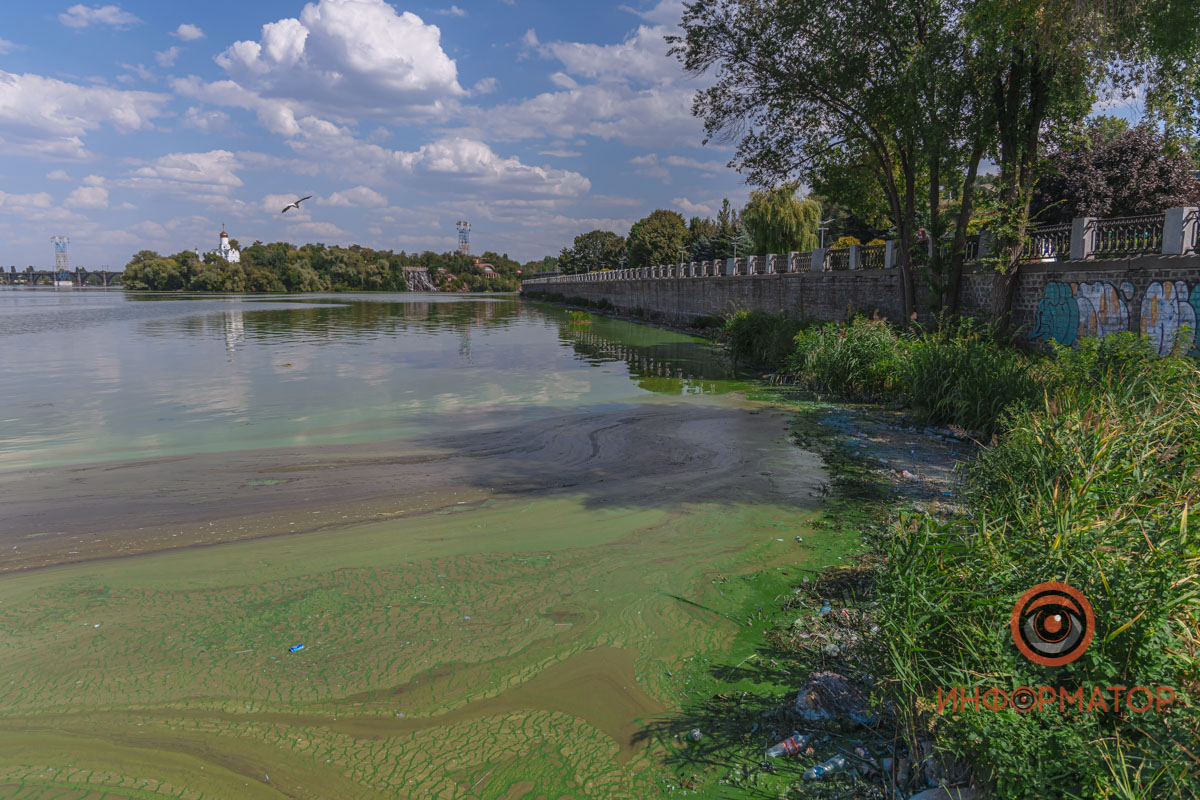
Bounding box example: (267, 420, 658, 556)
(818, 218, 834, 249)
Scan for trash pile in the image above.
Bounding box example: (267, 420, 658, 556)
(753, 572, 974, 799)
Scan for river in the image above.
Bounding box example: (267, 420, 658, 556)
(0, 289, 832, 799)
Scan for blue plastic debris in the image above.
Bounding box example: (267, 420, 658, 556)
(289, 644, 305, 652)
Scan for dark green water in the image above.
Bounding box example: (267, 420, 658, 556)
(0, 290, 743, 470)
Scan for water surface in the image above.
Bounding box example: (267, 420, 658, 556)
(0, 289, 830, 799)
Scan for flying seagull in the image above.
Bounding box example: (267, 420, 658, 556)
(281, 195, 312, 214)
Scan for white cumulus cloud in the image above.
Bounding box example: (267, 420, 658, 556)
(319, 185, 388, 207)
(0, 190, 53, 209)
(154, 46, 180, 67)
(59, 4, 141, 29)
(212, 0, 465, 122)
(172, 23, 205, 41)
(67, 185, 109, 208)
(122, 150, 243, 197)
(0, 71, 169, 159)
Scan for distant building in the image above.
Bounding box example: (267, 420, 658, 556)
(217, 227, 241, 263)
(474, 257, 495, 275)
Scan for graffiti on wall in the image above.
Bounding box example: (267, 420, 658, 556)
(1031, 280, 1200, 356)
(1140, 281, 1200, 357)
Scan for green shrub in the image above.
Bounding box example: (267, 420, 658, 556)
(724, 310, 809, 370)
(900, 321, 1040, 436)
(784, 316, 906, 399)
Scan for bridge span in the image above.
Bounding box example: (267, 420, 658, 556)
(1, 267, 123, 287)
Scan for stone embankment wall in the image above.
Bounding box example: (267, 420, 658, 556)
(524, 208, 1200, 352)
(523, 254, 1200, 354)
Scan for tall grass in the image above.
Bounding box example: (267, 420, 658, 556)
(721, 313, 1199, 796)
(877, 340, 1200, 799)
(900, 321, 1041, 437)
(725, 313, 1041, 433)
(724, 310, 809, 369)
(785, 315, 907, 400)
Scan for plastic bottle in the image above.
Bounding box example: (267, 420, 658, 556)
(765, 732, 810, 758)
(818, 602, 831, 616)
(803, 754, 848, 780)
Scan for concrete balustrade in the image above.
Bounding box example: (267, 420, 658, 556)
(518, 209, 1199, 289)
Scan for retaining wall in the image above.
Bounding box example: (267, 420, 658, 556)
(522, 254, 1200, 354)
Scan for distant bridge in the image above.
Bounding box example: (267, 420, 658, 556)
(0, 267, 123, 287)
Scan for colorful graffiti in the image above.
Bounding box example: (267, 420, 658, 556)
(1031, 280, 1200, 356)
(1031, 281, 1134, 349)
(1140, 281, 1200, 356)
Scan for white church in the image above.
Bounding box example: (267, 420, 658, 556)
(200, 226, 241, 263)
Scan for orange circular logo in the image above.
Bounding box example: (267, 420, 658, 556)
(1010, 582, 1095, 667)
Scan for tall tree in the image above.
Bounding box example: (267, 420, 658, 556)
(626, 209, 688, 267)
(741, 183, 821, 254)
(1031, 122, 1200, 225)
(968, 0, 1200, 324)
(561, 230, 626, 274)
(672, 0, 986, 322)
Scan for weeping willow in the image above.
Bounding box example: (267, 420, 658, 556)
(741, 183, 821, 255)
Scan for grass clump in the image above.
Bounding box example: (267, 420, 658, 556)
(786, 315, 908, 400)
(723, 310, 809, 369)
(877, 340, 1199, 799)
(899, 320, 1041, 437)
(568, 310, 592, 325)
(721, 313, 1198, 796)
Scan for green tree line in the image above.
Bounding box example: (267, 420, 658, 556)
(123, 242, 535, 293)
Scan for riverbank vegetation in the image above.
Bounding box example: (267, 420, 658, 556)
(724, 311, 1199, 798)
(122, 243, 531, 293)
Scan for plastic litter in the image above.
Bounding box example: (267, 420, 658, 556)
(818, 603, 831, 616)
(765, 731, 810, 758)
(793, 671, 874, 728)
(803, 754, 848, 780)
(289, 644, 305, 652)
(688, 728, 703, 742)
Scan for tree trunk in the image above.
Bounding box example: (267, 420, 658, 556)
(946, 141, 985, 316)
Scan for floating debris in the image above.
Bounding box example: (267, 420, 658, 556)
(765, 731, 811, 758)
(803, 753, 848, 780)
(289, 644, 305, 652)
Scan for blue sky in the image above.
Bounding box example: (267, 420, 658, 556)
(0, 0, 750, 269)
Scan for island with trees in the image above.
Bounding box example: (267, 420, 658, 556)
(122, 242, 537, 293)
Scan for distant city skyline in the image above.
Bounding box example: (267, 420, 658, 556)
(0, 0, 750, 268)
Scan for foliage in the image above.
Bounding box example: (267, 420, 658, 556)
(966, 0, 1200, 320)
(672, 0, 990, 321)
(122, 242, 538, 293)
(683, 199, 753, 261)
(524, 254, 559, 274)
(626, 209, 688, 268)
(831, 235, 861, 249)
(723, 310, 808, 369)
(899, 320, 1041, 436)
(1031, 122, 1200, 225)
(558, 230, 626, 274)
(784, 316, 909, 400)
(567, 310, 592, 325)
(878, 340, 1200, 799)
(673, 0, 1200, 323)
(740, 183, 820, 255)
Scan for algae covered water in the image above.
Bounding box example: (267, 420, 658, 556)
(0, 290, 831, 798)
